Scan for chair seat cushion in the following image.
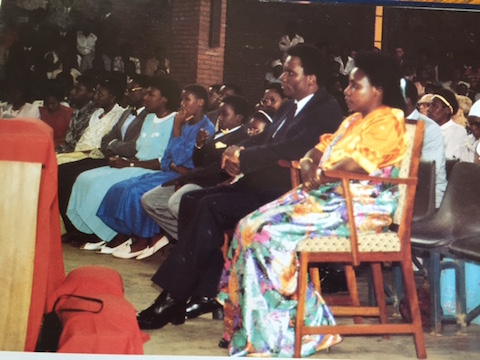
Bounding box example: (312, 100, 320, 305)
(297, 231, 401, 252)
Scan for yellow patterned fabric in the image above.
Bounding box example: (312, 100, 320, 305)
(315, 106, 408, 174)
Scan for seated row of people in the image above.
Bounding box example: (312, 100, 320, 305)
(69, 84, 215, 258)
(56, 76, 126, 165)
(58, 44, 479, 357)
(134, 45, 480, 357)
(135, 46, 408, 357)
(59, 75, 282, 260)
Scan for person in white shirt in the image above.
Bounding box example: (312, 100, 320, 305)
(427, 88, 467, 159)
(278, 22, 304, 60)
(113, 42, 141, 75)
(57, 76, 125, 164)
(76, 23, 97, 72)
(333, 46, 355, 76)
(453, 99, 480, 163)
(404, 79, 447, 207)
(1, 81, 40, 119)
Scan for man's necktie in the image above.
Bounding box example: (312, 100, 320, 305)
(271, 103, 297, 141)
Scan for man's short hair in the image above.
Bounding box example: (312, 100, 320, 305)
(287, 44, 328, 86)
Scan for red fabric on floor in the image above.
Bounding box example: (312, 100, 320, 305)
(0, 118, 66, 351)
(46, 266, 148, 354)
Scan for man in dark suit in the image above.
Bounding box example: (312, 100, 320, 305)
(6, 26, 43, 82)
(59, 75, 149, 239)
(137, 44, 343, 329)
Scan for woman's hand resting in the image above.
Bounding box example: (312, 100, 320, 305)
(300, 157, 321, 191)
(299, 148, 323, 191)
(109, 156, 131, 168)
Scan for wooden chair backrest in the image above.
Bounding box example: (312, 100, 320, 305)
(393, 120, 424, 227)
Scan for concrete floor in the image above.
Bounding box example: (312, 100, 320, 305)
(63, 242, 480, 359)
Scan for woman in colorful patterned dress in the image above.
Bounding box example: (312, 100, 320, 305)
(219, 51, 409, 357)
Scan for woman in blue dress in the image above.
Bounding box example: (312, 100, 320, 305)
(67, 76, 181, 246)
(96, 84, 215, 259)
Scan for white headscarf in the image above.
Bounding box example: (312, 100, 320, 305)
(468, 99, 480, 117)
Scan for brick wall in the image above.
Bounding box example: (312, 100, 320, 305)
(169, 1, 202, 88)
(169, 0, 227, 89)
(195, 0, 226, 88)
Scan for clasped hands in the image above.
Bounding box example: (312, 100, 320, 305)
(109, 156, 132, 168)
(221, 145, 244, 177)
(300, 156, 322, 191)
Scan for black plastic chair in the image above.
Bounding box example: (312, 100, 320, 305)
(412, 160, 436, 222)
(411, 162, 480, 334)
(447, 235, 480, 331)
(368, 160, 436, 313)
(445, 158, 459, 180)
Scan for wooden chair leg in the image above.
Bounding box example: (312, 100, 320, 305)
(294, 252, 309, 358)
(344, 265, 362, 324)
(392, 264, 404, 316)
(309, 267, 321, 293)
(371, 263, 389, 339)
(401, 259, 427, 359)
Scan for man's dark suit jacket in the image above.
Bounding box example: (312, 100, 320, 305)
(237, 87, 342, 195)
(166, 126, 249, 188)
(151, 87, 343, 301)
(100, 108, 148, 158)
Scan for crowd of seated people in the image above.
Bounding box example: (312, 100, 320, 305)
(4, 5, 480, 355)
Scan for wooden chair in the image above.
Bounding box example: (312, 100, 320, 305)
(0, 160, 42, 350)
(293, 120, 427, 359)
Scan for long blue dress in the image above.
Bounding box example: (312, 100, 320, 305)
(66, 112, 175, 241)
(96, 115, 215, 238)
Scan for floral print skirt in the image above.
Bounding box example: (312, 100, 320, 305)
(218, 180, 399, 357)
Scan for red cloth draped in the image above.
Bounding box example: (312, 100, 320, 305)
(0, 118, 66, 351)
(46, 266, 148, 354)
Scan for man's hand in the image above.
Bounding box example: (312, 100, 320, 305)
(221, 145, 244, 176)
(172, 109, 194, 137)
(109, 156, 131, 169)
(223, 159, 242, 177)
(195, 128, 209, 148)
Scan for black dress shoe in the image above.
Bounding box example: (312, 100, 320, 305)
(137, 291, 186, 330)
(218, 338, 229, 349)
(319, 265, 348, 293)
(185, 296, 223, 320)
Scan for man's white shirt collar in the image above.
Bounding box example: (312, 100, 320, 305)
(295, 93, 314, 116)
